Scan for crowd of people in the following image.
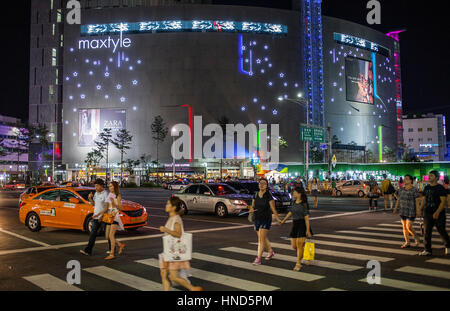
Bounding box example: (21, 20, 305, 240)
(75, 169, 449, 291)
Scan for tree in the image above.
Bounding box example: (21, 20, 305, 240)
(383, 145, 397, 163)
(366, 149, 378, 163)
(217, 116, 230, 179)
(85, 149, 103, 182)
(151, 116, 168, 179)
(309, 146, 324, 163)
(279, 136, 288, 149)
(332, 135, 341, 145)
(124, 159, 140, 175)
(111, 129, 133, 184)
(139, 153, 152, 177)
(94, 128, 113, 183)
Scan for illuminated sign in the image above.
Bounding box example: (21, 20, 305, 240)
(419, 144, 438, 147)
(78, 29, 130, 53)
(333, 33, 390, 57)
(81, 21, 288, 36)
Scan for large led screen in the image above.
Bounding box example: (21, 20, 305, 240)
(78, 109, 126, 146)
(345, 57, 374, 105)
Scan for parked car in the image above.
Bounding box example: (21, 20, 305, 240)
(335, 180, 369, 197)
(168, 180, 189, 191)
(224, 181, 292, 211)
(19, 187, 148, 233)
(176, 183, 253, 217)
(2, 181, 26, 191)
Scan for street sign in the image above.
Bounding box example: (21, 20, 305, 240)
(320, 143, 328, 150)
(300, 125, 325, 143)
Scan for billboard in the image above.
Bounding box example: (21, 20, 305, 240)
(78, 109, 126, 146)
(345, 57, 374, 105)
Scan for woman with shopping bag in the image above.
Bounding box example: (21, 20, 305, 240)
(104, 181, 126, 260)
(280, 187, 312, 271)
(159, 196, 202, 291)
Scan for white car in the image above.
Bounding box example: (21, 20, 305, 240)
(335, 180, 369, 197)
(168, 181, 188, 190)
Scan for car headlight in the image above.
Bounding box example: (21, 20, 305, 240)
(231, 200, 247, 206)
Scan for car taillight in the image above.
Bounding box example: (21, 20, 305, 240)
(19, 201, 25, 208)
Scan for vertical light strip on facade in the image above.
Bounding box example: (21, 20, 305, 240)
(378, 125, 383, 162)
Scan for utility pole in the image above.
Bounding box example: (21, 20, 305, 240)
(305, 98, 309, 180)
(327, 123, 331, 176)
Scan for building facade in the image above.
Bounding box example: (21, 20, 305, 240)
(29, 0, 401, 179)
(402, 114, 447, 161)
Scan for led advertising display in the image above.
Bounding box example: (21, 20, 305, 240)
(78, 109, 126, 146)
(345, 57, 374, 105)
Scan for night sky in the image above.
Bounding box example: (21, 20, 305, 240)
(1, 0, 449, 136)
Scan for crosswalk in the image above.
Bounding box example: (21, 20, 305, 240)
(21, 220, 450, 292)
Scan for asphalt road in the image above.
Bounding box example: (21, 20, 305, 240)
(0, 188, 449, 291)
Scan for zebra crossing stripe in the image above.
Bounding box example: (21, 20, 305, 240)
(23, 274, 83, 291)
(136, 258, 279, 291)
(220, 247, 362, 272)
(362, 226, 441, 236)
(426, 258, 450, 265)
(395, 266, 450, 280)
(337, 230, 442, 243)
(84, 266, 167, 291)
(307, 239, 418, 255)
(258, 242, 394, 262)
(314, 234, 442, 249)
(192, 252, 324, 282)
(358, 277, 450, 291)
(388, 223, 449, 229)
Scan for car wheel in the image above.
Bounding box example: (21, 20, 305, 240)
(215, 203, 228, 218)
(358, 190, 365, 198)
(26, 212, 41, 232)
(336, 190, 342, 197)
(180, 201, 188, 215)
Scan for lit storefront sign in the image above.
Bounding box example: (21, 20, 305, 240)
(333, 33, 391, 57)
(81, 21, 288, 36)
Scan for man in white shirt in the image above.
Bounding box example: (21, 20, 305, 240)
(81, 178, 108, 256)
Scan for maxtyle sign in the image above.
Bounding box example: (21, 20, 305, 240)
(78, 29, 131, 53)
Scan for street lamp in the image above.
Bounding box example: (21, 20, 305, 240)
(278, 93, 310, 177)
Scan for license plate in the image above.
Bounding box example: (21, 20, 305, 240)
(131, 218, 140, 223)
(283, 202, 291, 206)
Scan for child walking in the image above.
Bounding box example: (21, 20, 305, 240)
(280, 187, 312, 271)
(159, 196, 202, 291)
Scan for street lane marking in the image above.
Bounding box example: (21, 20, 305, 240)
(395, 266, 450, 280)
(387, 223, 449, 229)
(252, 242, 394, 262)
(137, 258, 279, 291)
(360, 226, 441, 236)
(148, 214, 245, 226)
(23, 274, 83, 291)
(358, 277, 450, 291)
(0, 228, 51, 247)
(220, 246, 362, 272)
(322, 287, 346, 291)
(309, 239, 418, 255)
(84, 266, 166, 291)
(426, 258, 450, 265)
(313, 234, 442, 249)
(192, 252, 324, 282)
(337, 230, 442, 243)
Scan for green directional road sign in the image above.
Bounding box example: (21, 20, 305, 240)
(300, 125, 325, 143)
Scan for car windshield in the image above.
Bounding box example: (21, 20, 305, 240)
(37, 187, 55, 193)
(75, 190, 95, 202)
(240, 182, 259, 194)
(209, 185, 238, 196)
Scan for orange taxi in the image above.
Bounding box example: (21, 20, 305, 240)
(19, 185, 57, 206)
(19, 187, 148, 234)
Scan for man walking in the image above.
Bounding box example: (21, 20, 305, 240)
(381, 174, 394, 211)
(80, 178, 108, 256)
(417, 171, 449, 256)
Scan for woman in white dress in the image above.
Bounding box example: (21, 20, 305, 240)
(105, 181, 126, 260)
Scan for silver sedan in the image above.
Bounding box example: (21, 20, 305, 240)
(175, 183, 253, 217)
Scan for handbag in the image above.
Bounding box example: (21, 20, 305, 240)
(162, 220, 192, 262)
(102, 213, 114, 224)
(303, 239, 315, 261)
(248, 212, 255, 223)
(387, 183, 395, 194)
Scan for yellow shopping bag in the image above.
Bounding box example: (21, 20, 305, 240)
(303, 240, 315, 261)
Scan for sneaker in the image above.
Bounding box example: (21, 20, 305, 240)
(252, 257, 262, 265)
(106, 250, 110, 254)
(418, 250, 432, 256)
(80, 250, 90, 256)
(191, 286, 203, 291)
(265, 251, 275, 260)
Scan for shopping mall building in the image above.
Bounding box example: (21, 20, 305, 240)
(29, 0, 404, 181)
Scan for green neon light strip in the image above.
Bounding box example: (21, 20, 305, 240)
(378, 125, 383, 162)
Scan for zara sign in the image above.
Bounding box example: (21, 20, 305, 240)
(78, 30, 131, 53)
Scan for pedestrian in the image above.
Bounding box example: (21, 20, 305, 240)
(80, 179, 108, 256)
(280, 187, 312, 271)
(381, 174, 395, 211)
(159, 196, 203, 291)
(398, 177, 404, 190)
(443, 176, 450, 208)
(393, 175, 420, 248)
(248, 178, 282, 265)
(311, 177, 319, 208)
(417, 171, 449, 256)
(367, 182, 381, 211)
(331, 178, 337, 196)
(104, 181, 126, 260)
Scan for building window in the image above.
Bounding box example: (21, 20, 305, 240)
(52, 48, 57, 66)
(418, 138, 423, 142)
(55, 69, 59, 85)
(427, 128, 433, 132)
(418, 128, 423, 132)
(427, 138, 432, 142)
(50, 0, 54, 10)
(57, 9, 62, 23)
(60, 34, 64, 47)
(408, 128, 413, 132)
(52, 24, 55, 36)
(408, 138, 413, 142)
